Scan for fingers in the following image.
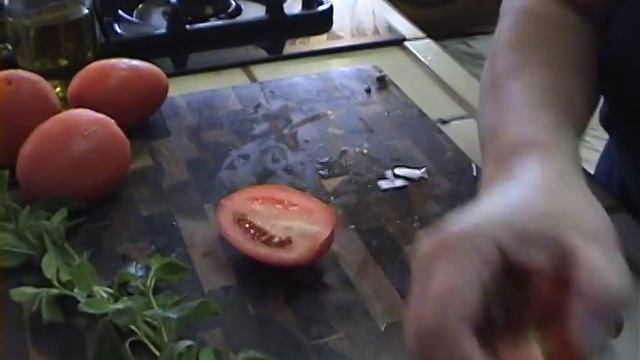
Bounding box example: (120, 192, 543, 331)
(565, 243, 634, 356)
(494, 334, 545, 360)
(529, 240, 633, 359)
(406, 231, 499, 360)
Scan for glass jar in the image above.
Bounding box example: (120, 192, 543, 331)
(5, 0, 97, 78)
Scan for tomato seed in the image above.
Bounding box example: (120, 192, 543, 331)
(233, 213, 293, 248)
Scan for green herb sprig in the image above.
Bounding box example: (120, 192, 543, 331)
(1, 171, 273, 360)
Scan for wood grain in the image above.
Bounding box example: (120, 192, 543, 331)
(1, 66, 478, 359)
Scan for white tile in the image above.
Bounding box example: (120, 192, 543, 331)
(581, 106, 609, 174)
(405, 39, 481, 110)
(413, 38, 609, 171)
(169, 69, 251, 96)
(437, 119, 482, 165)
(439, 35, 493, 79)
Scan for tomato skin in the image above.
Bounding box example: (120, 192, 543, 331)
(217, 185, 337, 267)
(67, 58, 168, 130)
(16, 109, 132, 202)
(0, 70, 62, 166)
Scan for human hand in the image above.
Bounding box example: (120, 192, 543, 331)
(406, 159, 633, 359)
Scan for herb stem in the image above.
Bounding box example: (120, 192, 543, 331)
(0, 246, 39, 255)
(129, 325, 160, 357)
(145, 278, 169, 344)
(160, 322, 169, 343)
(54, 286, 76, 298)
(64, 243, 81, 263)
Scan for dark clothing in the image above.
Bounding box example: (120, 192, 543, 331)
(595, 0, 640, 216)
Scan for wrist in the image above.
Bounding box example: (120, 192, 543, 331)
(480, 150, 586, 194)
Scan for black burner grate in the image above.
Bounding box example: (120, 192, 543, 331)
(95, 0, 334, 68)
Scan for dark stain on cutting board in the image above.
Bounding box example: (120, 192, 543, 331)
(2, 66, 478, 360)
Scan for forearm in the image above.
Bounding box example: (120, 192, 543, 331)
(480, 0, 604, 185)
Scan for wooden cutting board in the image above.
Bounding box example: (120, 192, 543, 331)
(2, 66, 478, 360)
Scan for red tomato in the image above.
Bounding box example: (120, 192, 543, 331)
(67, 58, 168, 130)
(217, 185, 337, 267)
(17, 109, 132, 202)
(0, 70, 62, 166)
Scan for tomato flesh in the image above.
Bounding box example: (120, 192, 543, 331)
(216, 185, 336, 267)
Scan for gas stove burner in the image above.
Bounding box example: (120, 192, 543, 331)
(96, 0, 336, 71)
(116, 0, 242, 32)
(174, 0, 240, 20)
(132, 0, 171, 29)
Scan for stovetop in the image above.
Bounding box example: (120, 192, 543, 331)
(96, 0, 405, 75)
(97, 0, 333, 50)
(0, 0, 405, 76)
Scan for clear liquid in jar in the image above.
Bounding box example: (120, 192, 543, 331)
(6, 2, 97, 78)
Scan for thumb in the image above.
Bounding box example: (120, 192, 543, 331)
(566, 243, 633, 356)
(531, 243, 633, 359)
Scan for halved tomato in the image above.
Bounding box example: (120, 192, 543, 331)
(217, 184, 336, 267)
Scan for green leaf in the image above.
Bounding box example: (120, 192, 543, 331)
(159, 340, 197, 360)
(198, 347, 223, 360)
(69, 260, 100, 295)
(50, 208, 68, 227)
(23, 230, 45, 254)
(235, 351, 275, 360)
(155, 291, 184, 308)
(41, 252, 59, 282)
(0, 232, 36, 252)
(41, 233, 75, 282)
(149, 256, 190, 285)
(0, 249, 31, 268)
(0, 232, 37, 268)
(109, 306, 138, 327)
(9, 286, 45, 302)
(78, 297, 113, 315)
(108, 296, 147, 327)
(87, 319, 136, 360)
(117, 295, 149, 310)
(18, 206, 32, 230)
(41, 293, 64, 322)
(147, 299, 219, 321)
(137, 319, 165, 350)
(172, 299, 219, 321)
(114, 270, 139, 288)
(113, 262, 149, 295)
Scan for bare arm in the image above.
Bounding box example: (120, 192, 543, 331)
(407, 1, 633, 358)
(481, 0, 608, 184)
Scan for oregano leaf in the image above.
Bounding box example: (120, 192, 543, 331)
(78, 297, 113, 315)
(149, 257, 190, 285)
(69, 260, 100, 295)
(41, 252, 59, 282)
(198, 346, 223, 360)
(41, 293, 64, 323)
(9, 286, 45, 302)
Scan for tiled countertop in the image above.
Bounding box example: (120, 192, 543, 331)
(438, 34, 610, 174)
(167, 1, 639, 358)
